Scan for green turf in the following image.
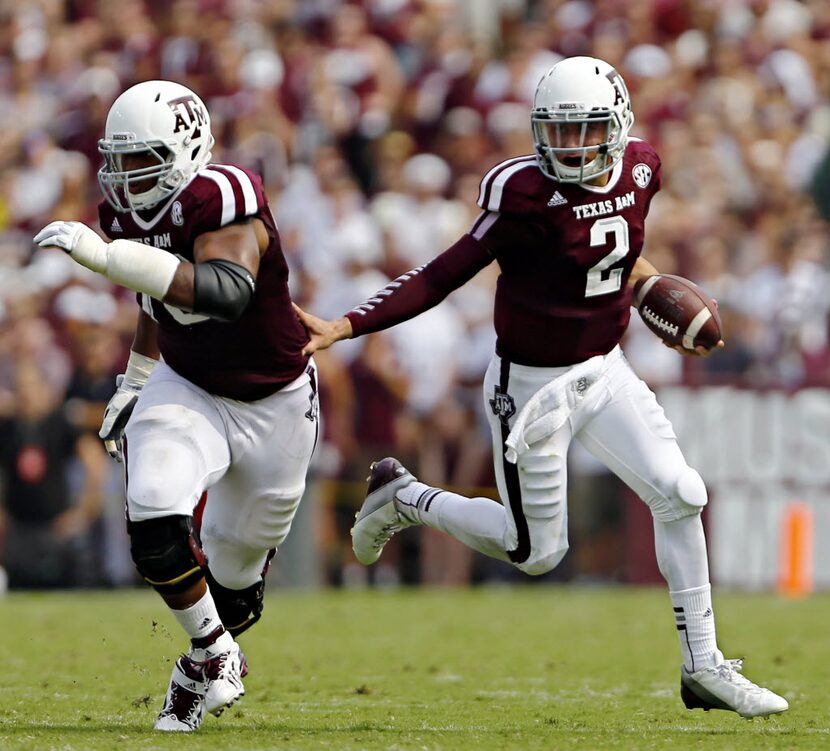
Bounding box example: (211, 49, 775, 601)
(0, 586, 826, 750)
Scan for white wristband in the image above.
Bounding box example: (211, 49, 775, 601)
(106, 239, 181, 300)
(123, 350, 158, 390)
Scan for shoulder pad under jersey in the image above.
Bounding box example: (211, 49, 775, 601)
(476, 155, 548, 215)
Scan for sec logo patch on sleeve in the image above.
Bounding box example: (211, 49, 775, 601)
(632, 163, 652, 188)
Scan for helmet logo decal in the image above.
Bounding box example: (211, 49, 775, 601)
(605, 68, 629, 108)
(168, 95, 207, 138)
(632, 163, 652, 188)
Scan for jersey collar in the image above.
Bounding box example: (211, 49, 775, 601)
(128, 175, 196, 231)
(575, 154, 624, 195)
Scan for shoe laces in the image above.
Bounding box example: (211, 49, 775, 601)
(165, 685, 203, 726)
(163, 658, 204, 724)
(204, 649, 236, 682)
(372, 515, 406, 550)
(713, 659, 765, 694)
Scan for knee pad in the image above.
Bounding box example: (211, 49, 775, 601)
(507, 451, 569, 575)
(648, 466, 708, 522)
(128, 515, 206, 595)
(204, 554, 274, 636)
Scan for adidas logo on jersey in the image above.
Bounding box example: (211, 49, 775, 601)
(547, 191, 568, 207)
(110, 217, 123, 233)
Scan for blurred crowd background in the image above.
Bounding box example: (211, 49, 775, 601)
(1, 0, 829, 592)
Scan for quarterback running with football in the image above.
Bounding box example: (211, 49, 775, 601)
(295, 57, 788, 718)
(35, 81, 319, 731)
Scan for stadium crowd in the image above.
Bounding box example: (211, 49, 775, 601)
(0, 0, 828, 590)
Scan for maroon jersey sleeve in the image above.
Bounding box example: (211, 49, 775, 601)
(642, 152, 662, 218)
(477, 155, 544, 215)
(190, 164, 268, 235)
(345, 233, 493, 337)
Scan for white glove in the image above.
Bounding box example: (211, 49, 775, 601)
(98, 351, 157, 462)
(33, 220, 109, 273)
(98, 375, 139, 461)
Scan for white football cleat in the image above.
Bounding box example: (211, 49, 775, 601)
(154, 655, 206, 732)
(192, 631, 246, 716)
(681, 657, 789, 718)
(351, 457, 418, 565)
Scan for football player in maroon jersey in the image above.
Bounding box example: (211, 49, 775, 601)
(295, 57, 788, 718)
(34, 81, 319, 732)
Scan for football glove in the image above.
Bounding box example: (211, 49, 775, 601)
(33, 220, 109, 273)
(98, 351, 157, 461)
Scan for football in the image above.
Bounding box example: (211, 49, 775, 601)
(633, 274, 722, 350)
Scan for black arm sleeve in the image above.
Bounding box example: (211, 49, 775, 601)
(345, 233, 493, 337)
(192, 259, 256, 322)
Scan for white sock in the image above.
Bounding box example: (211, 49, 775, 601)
(171, 589, 224, 641)
(671, 584, 720, 672)
(654, 515, 720, 671)
(397, 482, 511, 562)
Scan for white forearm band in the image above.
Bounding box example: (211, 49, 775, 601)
(124, 350, 158, 389)
(106, 239, 181, 299)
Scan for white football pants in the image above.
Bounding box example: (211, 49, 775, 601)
(124, 360, 319, 588)
(483, 346, 707, 575)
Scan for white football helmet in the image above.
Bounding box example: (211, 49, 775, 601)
(531, 57, 634, 184)
(98, 80, 214, 212)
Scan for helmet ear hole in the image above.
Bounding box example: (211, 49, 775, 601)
(191, 145, 201, 161)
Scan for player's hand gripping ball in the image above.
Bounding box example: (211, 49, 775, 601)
(633, 274, 722, 351)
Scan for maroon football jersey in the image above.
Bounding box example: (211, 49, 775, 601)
(346, 139, 662, 367)
(99, 164, 308, 400)
(472, 139, 662, 366)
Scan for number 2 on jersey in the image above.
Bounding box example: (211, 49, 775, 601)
(585, 216, 629, 298)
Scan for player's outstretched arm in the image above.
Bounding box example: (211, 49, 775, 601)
(290, 234, 493, 357)
(293, 304, 353, 356)
(33, 218, 264, 323)
(34, 220, 181, 302)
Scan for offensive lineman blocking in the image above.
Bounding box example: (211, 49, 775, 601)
(35, 81, 318, 731)
(295, 57, 789, 718)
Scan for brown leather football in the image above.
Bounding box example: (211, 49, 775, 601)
(633, 274, 722, 350)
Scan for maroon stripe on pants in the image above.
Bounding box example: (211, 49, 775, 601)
(498, 358, 530, 564)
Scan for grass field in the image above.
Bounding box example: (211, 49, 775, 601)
(0, 586, 826, 750)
